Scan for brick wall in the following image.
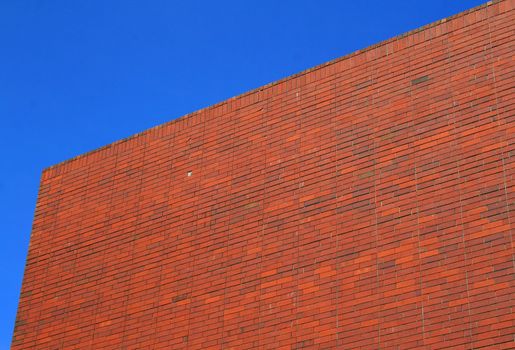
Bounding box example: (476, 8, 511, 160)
(13, 1, 514, 348)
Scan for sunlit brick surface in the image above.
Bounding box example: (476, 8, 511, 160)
(13, 1, 514, 348)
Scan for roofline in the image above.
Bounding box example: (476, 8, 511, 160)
(43, 0, 501, 173)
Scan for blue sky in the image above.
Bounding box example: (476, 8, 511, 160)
(1, 0, 486, 347)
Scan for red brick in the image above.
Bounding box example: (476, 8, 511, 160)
(12, 1, 515, 349)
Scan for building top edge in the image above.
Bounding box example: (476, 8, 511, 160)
(42, 0, 502, 175)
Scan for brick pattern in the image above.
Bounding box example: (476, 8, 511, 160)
(13, 1, 514, 349)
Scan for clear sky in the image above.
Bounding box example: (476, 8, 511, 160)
(1, 0, 487, 347)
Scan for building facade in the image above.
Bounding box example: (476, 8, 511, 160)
(13, 1, 514, 348)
